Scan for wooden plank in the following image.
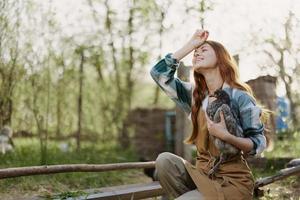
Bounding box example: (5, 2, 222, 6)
(83, 181, 164, 200)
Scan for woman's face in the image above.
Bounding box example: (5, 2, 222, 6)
(192, 43, 218, 71)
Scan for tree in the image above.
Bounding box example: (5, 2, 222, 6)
(152, 0, 172, 105)
(0, 0, 23, 128)
(260, 11, 300, 129)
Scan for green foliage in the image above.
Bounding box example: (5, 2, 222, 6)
(0, 138, 141, 197)
(43, 190, 88, 200)
(0, 0, 172, 149)
(264, 130, 300, 158)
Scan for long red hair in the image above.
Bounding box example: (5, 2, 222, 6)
(184, 40, 270, 144)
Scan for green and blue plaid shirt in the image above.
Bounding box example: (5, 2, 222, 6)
(150, 53, 266, 156)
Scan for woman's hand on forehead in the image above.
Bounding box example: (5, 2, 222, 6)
(188, 29, 209, 49)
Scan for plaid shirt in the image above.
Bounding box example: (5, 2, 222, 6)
(150, 53, 266, 156)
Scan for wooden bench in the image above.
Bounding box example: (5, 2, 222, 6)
(0, 160, 298, 199)
(73, 181, 164, 200)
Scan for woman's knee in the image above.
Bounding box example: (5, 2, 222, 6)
(155, 152, 176, 169)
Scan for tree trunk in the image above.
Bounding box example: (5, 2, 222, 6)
(77, 49, 85, 152)
(56, 87, 62, 138)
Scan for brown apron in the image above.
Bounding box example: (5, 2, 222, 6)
(183, 109, 255, 200)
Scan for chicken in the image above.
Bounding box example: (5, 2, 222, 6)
(206, 89, 244, 176)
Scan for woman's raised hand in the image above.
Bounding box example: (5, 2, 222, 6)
(172, 29, 209, 61)
(188, 29, 209, 49)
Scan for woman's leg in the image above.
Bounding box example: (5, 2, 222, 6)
(155, 152, 197, 199)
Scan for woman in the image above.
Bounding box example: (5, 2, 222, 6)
(150, 29, 268, 200)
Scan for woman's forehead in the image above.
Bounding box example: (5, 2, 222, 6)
(195, 43, 210, 52)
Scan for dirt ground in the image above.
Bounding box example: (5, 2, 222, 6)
(258, 176, 300, 200)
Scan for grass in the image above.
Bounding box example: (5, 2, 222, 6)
(0, 138, 149, 199)
(263, 130, 300, 158)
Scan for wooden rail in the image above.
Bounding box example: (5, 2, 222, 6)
(255, 165, 300, 188)
(0, 162, 155, 179)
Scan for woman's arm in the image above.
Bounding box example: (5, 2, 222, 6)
(236, 92, 266, 156)
(206, 124, 255, 154)
(150, 29, 209, 116)
(224, 133, 254, 154)
(172, 42, 194, 62)
(150, 54, 193, 115)
(205, 111, 255, 154)
(207, 91, 267, 156)
(173, 30, 209, 61)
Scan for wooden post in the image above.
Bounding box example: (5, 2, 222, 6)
(175, 62, 193, 162)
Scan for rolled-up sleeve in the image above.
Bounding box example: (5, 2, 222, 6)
(150, 53, 193, 116)
(237, 92, 266, 156)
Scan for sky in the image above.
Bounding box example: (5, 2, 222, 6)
(48, 0, 300, 96)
